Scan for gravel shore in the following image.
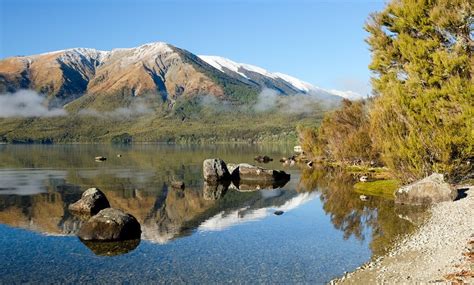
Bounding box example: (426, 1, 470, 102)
(332, 185, 473, 284)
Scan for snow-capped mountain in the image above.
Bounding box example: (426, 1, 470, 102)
(0, 42, 358, 111)
(198, 55, 361, 99)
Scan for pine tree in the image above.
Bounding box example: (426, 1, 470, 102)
(366, 0, 473, 182)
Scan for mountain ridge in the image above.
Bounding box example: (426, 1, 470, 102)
(0, 42, 359, 110)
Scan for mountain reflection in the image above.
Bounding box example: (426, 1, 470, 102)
(0, 145, 423, 258)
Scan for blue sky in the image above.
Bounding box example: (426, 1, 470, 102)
(0, 0, 385, 95)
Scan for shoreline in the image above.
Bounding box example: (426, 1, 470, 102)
(331, 185, 473, 284)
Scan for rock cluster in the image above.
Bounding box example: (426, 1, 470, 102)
(69, 188, 141, 242)
(202, 158, 290, 195)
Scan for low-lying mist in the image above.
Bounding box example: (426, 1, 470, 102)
(0, 90, 66, 118)
(254, 88, 330, 114)
(0, 88, 337, 119)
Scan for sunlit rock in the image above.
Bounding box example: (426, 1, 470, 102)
(395, 173, 456, 205)
(68, 188, 110, 216)
(203, 158, 231, 182)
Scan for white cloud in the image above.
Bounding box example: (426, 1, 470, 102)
(0, 90, 66, 118)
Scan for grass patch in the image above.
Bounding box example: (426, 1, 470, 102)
(353, 179, 400, 199)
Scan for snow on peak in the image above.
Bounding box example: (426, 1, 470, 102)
(199, 55, 365, 99)
(58, 48, 109, 62)
(273, 72, 313, 93)
(33, 47, 107, 59)
(199, 55, 314, 93)
(136, 42, 174, 54)
(198, 55, 249, 79)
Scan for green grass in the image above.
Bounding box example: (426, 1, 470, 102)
(353, 179, 400, 199)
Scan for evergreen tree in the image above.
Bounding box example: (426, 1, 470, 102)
(365, 0, 473, 182)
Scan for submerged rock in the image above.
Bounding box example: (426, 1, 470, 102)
(274, 210, 284, 216)
(254, 155, 273, 163)
(78, 208, 141, 241)
(203, 158, 231, 182)
(395, 173, 456, 205)
(68, 188, 110, 216)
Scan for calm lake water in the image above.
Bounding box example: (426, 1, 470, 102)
(0, 144, 418, 284)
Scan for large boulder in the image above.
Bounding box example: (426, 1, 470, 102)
(68, 188, 110, 216)
(78, 208, 141, 241)
(203, 159, 231, 182)
(395, 173, 457, 205)
(231, 163, 290, 182)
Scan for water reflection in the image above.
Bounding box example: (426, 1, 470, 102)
(0, 145, 424, 259)
(298, 166, 423, 256)
(80, 239, 141, 256)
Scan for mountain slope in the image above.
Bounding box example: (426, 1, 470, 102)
(0, 42, 352, 143)
(1, 43, 237, 111)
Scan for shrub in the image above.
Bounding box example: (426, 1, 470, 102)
(299, 99, 377, 164)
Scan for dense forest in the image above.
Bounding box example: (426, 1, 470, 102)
(299, 0, 473, 183)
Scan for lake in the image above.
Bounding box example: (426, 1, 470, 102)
(0, 144, 418, 284)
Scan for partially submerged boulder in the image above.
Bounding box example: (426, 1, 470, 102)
(203, 158, 231, 182)
(68, 188, 110, 216)
(231, 163, 290, 182)
(395, 173, 457, 205)
(78, 208, 141, 241)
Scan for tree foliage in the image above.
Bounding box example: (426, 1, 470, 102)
(366, 0, 473, 182)
(300, 0, 473, 183)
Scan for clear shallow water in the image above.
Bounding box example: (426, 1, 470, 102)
(0, 144, 416, 284)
